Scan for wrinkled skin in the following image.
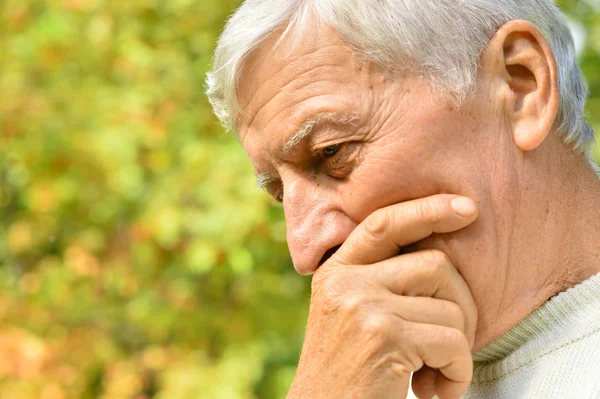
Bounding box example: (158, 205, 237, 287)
(236, 19, 600, 399)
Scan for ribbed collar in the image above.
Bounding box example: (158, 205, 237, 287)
(471, 272, 600, 383)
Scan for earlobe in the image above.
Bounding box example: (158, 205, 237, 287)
(484, 20, 559, 152)
(513, 114, 549, 151)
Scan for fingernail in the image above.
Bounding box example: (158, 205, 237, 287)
(451, 197, 478, 217)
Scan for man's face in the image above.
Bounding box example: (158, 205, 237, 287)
(237, 25, 516, 286)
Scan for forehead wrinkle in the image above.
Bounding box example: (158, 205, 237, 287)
(242, 62, 345, 135)
(244, 49, 345, 111)
(239, 39, 352, 126)
(254, 86, 340, 140)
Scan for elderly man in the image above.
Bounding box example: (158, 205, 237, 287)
(207, 1, 600, 398)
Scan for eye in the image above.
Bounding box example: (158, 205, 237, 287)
(273, 187, 284, 203)
(317, 142, 361, 179)
(276, 190, 284, 203)
(323, 144, 340, 158)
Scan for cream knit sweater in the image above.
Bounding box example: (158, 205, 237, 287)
(465, 272, 600, 398)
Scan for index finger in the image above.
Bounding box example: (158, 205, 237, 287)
(332, 195, 479, 266)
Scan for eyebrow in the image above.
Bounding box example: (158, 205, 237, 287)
(282, 112, 358, 155)
(256, 172, 275, 190)
(255, 112, 359, 190)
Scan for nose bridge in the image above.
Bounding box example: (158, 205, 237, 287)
(282, 172, 354, 274)
(283, 174, 322, 249)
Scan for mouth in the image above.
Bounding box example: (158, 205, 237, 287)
(318, 244, 342, 268)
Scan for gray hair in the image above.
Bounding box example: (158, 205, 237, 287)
(206, 0, 594, 151)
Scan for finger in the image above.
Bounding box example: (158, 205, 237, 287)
(387, 296, 466, 333)
(368, 250, 478, 347)
(436, 372, 471, 399)
(332, 194, 478, 266)
(403, 323, 473, 399)
(412, 366, 470, 399)
(411, 366, 437, 399)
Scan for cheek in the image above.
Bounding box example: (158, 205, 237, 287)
(339, 143, 442, 222)
(339, 108, 485, 222)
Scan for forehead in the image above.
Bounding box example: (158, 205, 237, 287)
(237, 25, 361, 131)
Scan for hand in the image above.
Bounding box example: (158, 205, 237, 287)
(287, 195, 479, 399)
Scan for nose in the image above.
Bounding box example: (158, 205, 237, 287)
(283, 177, 355, 275)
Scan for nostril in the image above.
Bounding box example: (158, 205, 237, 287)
(319, 244, 342, 267)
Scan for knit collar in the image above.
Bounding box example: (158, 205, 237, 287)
(473, 272, 600, 364)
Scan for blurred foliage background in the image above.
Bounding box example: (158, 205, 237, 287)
(0, 0, 598, 398)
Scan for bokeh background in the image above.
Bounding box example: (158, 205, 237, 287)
(0, 1, 599, 398)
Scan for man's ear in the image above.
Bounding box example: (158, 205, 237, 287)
(481, 20, 559, 151)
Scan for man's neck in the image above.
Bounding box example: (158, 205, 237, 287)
(474, 147, 600, 352)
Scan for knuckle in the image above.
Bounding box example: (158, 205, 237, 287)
(363, 209, 389, 241)
(360, 314, 395, 342)
(443, 301, 466, 331)
(385, 351, 421, 375)
(423, 249, 452, 275)
(442, 327, 469, 349)
(338, 293, 369, 315)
